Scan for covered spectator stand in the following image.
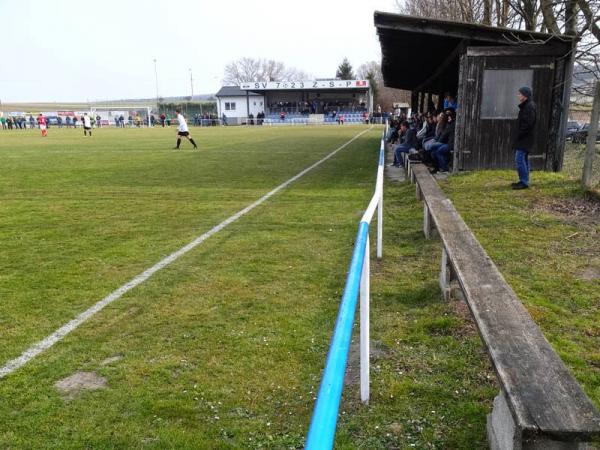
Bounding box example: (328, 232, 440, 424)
(374, 12, 574, 172)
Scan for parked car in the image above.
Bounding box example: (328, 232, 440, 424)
(565, 121, 580, 140)
(571, 123, 600, 144)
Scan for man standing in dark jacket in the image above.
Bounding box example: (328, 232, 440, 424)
(512, 86, 536, 189)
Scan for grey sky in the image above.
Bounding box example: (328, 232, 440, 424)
(0, 0, 396, 102)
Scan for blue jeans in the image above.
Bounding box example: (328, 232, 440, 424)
(432, 144, 451, 171)
(393, 145, 411, 166)
(515, 149, 530, 186)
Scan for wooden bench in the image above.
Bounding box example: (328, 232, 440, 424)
(407, 162, 600, 449)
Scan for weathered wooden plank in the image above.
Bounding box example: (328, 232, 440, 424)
(467, 45, 567, 57)
(411, 164, 600, 440)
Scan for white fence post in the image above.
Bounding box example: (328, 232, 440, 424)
(377, 189, 383, 259)
(360, 237, 370, 404)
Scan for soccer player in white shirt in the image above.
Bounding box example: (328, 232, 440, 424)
(173, 108, 198, 149)
(82, 113, 92, 137)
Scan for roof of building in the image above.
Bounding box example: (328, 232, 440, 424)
(374, 11, 573, 92)
(215, 86, 263, 97)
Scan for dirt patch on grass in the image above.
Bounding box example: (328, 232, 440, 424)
(345, 340, 390, 387)
(577, 266, 600, 280)
(55, 371, 107, 400)
(535, 196, 600, 226)
(447, 296, 477, 334)
(100, 355, 123, 366)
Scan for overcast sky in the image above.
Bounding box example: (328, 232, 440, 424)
(0, 0, 397, 102)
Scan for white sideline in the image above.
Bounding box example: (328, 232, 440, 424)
(0, 127, 373, 379)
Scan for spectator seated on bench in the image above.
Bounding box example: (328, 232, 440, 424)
(386, 120, 400, 144)
(411, 112, 423, 132)
(392, 120, 417, 168)
(443, 92, 458, 111)
(417, 113, 436, 150)
(421, 112, 447, 165)
(428, 109, 455, 174)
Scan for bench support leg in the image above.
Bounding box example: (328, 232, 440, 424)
(416, 183, 422, 201)
(439, 247, 451, 291)
(439, 248, 461, 301)
(423, 204, 433, 239)
(487, 391, 588, 450)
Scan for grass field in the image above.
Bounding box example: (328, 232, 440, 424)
(0, 126, 598, 449)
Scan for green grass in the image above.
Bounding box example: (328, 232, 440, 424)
(563, 141, 600, 193)
(0, 127, 598, 449)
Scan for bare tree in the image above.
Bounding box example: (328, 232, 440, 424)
(223, 58, 309, 85)
(357, 61, 411, 111)
(396, 0, 600, 96)
(396, 0, 517, 25)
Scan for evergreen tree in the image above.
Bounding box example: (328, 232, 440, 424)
(336, 58, 355, 80)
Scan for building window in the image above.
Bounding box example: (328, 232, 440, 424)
(224, 102, 236, 111)
(260, 101, 263, 106)
(230, 102, 236, 111)
(253, 102, 256, 106)
(480, 69, 533, 119)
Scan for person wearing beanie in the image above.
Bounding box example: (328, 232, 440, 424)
(512, 86, 536, 189)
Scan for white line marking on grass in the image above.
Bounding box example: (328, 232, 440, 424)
(0, 127, 373, 379)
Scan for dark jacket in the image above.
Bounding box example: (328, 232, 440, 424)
(401, 127, 417, 148)
(424, 122, 436, 140)
(515, 98, 536, 151)
(438, 121, 455, 151)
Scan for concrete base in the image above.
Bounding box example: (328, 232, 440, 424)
(487, 392, 592, 450)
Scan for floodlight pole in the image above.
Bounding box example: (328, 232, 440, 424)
(153, 59, 159, 106)
(189, 68, 194, 100)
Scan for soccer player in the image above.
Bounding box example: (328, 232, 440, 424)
(37, 114, 47, 137)
(82, 113, 92, 136)
(173, 108, 198, 149)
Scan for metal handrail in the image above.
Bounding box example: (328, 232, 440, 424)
(305, 124, 387, 449)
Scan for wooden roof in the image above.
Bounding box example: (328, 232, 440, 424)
(374, 12, 573, 92)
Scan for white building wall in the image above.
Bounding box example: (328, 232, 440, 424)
(248, 97, 265, 116)
(217, 95, 265, 119)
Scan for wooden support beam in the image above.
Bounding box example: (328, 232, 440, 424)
(410, 91, 419, 115)
(414, 40, 467, 93)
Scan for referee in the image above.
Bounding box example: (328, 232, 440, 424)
(173, 109, 198, 149)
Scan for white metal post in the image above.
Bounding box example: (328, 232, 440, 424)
(376, 190, 383, 259)
(360, 237, 370, 404)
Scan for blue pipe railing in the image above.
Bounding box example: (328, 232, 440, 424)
(305, 125, 387, 449)
(305, 222, 369, 449)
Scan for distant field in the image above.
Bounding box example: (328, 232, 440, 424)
(0, 101, 155, 112)
(0, 126, 598, 449)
